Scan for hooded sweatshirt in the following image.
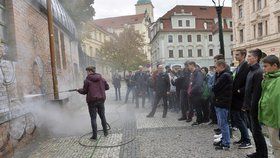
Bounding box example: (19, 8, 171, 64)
(78, 73, 109, 103)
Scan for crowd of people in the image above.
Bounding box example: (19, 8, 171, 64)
(112, 48, 280, 157)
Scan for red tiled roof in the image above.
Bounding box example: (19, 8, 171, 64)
(161, 5, 232, 32)
(94, 14, 146, 30)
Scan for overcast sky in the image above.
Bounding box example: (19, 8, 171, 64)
(93, 0, 232, 20)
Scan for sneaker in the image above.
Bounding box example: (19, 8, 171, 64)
(186, 118, 192, 123)
(238, 142, 253, 149)
(246, 152, 257, 158)
(178, 117, 187, 121)
(104, 131, 108, 137)
(191, 122, 200, 126)
(146, 114, 154, 118)
(162, 115, 166, 118)
(213, 141, 222, 146)
(214, 134, 222, 139)
(215, 130, 222, 135)
(215, 144, 230, 151)
(214, 137, 222, 143)
(90, 136, 97, 141)
(233, 139, 243, 145)
(214, 128, 221, 133)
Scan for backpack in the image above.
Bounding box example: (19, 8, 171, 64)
(202, 80, 210, 100)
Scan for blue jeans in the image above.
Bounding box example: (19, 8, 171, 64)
(215, 106, 230, 146)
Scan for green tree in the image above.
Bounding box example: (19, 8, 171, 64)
(100, 27, 149, 76)
(58, 0, 95, 39)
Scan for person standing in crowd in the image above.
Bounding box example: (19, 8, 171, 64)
(77, 66, 109, 140)
(176, 61, 191, 122)
(124, 71, 135, 104)
(259, 55, 280, 158)
(187, 61, 204, 126)
(112, 72, 121, 101)
(208, 66, 216, 125)
(201, 67, 211, 123)
(169, 69, 178, 113)
(134, 65, 148, 108)
(231, 50, 252, 149)
(147, 65, 170, 118)
(243, 49, 268, 158)
(212, 60, 233, 150)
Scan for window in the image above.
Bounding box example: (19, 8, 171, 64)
(168, 35, 173, 43)
(179, 50, 184, 58)
(265, 20, 268, 35)
(187, 35, 192, 42)
(229, 21, 233, 28)
(178, 20, 183, 27)
(257, 0, 262, 10)
(197, 35, 201, 42)
(60, 32, 67, 69)
(209, 35, 213, 42)
(258, 22, 263, 37)
(209, 49, 214, 57)
(188, 49, 193, 57)
(253, 24, 256, 38)
(278, 16, 280, 33)
(197, 49, 202, 57)
(186, 20, 190, 27)
(169, 50, 174, 58)
(230, 34, 233, 41)
(240, 29, 244, 43)
(239, 5, 243, 18)
(264, 0, 267, 7)
(178, 35, 183, 43)
(54, 27, 61, 69)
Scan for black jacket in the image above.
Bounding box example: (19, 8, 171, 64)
(155, 72, 170, 94)
(174, 69, 190, 91)
(189, 69, 203, 97)
(133, 71, 148, 92)
(231, 61, 250, 111)
(243, 63, 263, 115)
(213, 70, 233, 109)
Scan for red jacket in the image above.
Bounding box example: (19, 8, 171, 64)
(78, 73, 109, 103)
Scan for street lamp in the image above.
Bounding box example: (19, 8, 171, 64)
(212, 0, 225, 59)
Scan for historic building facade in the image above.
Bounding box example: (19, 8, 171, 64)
(149, 5, 233, 68)
(81, 22, 112, 80)
(232, 0, 280, 57)
(94, 0, 153, 61)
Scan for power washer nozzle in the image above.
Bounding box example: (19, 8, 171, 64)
(68, 89, 78, 92)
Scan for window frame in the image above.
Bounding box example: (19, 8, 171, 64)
(169, 50, 174, 58)
(178, 49, 184, 58)
(168, 35, 173, 43)
(187, 35, 192, 42)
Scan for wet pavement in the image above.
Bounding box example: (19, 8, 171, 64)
(14, 86, 273, 158)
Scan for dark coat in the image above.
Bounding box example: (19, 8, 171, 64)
(231, 61, 250, 111)
(78, 73, 109, 103)
(154, 72, 170, 94)
(243, 63, 263, 116)
(133, 71, 148, 95)
(125, 74, 135, 88)
(112, 74, 121, 88)
(213, 70, 233, 109)
(175, 70, 190, 91)
(188, 69, 204, 97)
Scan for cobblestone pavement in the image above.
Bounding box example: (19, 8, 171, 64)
(15, 87, 273, 158)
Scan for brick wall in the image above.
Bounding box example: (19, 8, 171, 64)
(0, 0, 83, 157)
